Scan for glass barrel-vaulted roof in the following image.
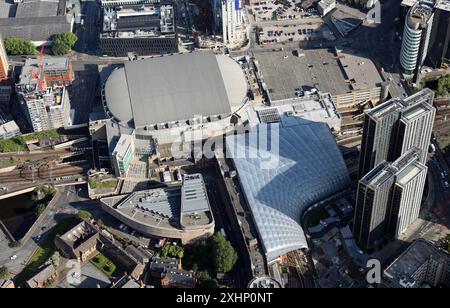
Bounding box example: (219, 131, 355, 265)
(226, 117, 350, 261)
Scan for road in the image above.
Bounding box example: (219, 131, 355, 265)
(0, 186, 88, 275)
(429, 141, 450, 228)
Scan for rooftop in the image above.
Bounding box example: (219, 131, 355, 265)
(102, 3, 175, 37)
(225, 116, 350, 261)
(15, 0, 66, 18)
(396, 162, 426, 186)
(0, 15, 73, 42)
(384, 239, 450, 286)
(0, 120, 20, 135)
(103, 51, 248, 128)
(112, 133, 133, 160)
(253, 47, 382, 102)
(100, 174, 214, 237)
(58, 221, 98, 249)
(249, 93, 341, 130)
(0, 0, 16, 18)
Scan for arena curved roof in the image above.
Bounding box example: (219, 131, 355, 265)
(226, 117, 350, 261)
(103, 51, 248, 128)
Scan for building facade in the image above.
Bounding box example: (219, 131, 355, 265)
(400, 0, 435, 77)
(112, 133, 135, 177)
(0, 34, 8, 81)
(17, 85, 71, 132)
(0, 120, 21, 140)
(384, 239, 450, 288)
(353, 148, 427, 250)
(221, 0, 243, 45)
(427, 2, 450, 68)
(400, 0, 450, 76)
(358, 89, 435, 178)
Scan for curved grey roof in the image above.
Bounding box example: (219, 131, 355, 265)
(104, 67, 133, 125)
(103, 51, 247, 127)
(226, 118, 350, 261)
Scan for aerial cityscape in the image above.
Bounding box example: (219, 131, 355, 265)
(0, 0, 449, 293)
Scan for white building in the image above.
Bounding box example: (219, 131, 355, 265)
(221, 0, 243, 45)
(17, 85, 70, 132)
(400, 0, 435, 77)
(318, 0, 336, 16)
(0, 120, 20, 140)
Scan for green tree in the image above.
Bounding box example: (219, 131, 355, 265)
(77, 210, 93, 221)
(210, 233, 238, 273)
(197, 271, 219, 288)
(4, 37, 36, 55)
(33, 184, 56, 201)
(51, 251, 60, 267)
(35, 203, 47, 218)
(52, 32, 78, 56)
(0, 266, 9, 280)
(437, 75, 450, 97)
(161, 244, 184, 259)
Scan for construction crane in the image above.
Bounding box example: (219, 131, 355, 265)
(31, 44, 45, 91)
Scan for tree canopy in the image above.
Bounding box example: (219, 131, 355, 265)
(210, 233, 238, 273)
(35, 203, 47, 218)
(77, 210, 93, 221)
(52, 32, 78, 56)
(437, 75, 450, 97)
(161, 244, 185, 259)
(197, 271, 219, 288)
(0, 266, 9, 280)
(4, 37, 36, 55)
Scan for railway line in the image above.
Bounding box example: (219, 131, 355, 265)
(0, 162, 89, 184)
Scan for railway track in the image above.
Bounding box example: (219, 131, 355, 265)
(0, 162, 89, 183)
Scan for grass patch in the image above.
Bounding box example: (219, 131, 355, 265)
(0, 139, 28, 153)
(88, 179, 118, 190)
(91, 253, 116, 277)
(14, 217, 80, 286)
(0, 129, 63, 153)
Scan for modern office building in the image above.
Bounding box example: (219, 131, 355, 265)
(17, 85, 70, 132)
(400, 0, 450, 76)
(112, 133, 135, 177)
(353, 148, 427, 250)
(400, 0, 435, 77)
(221, 0, 243, 45)
(226, 116, 350, 262)
(100, 3, 178, 56)
(358, 89, 435, 178)
(427, 1, 450, 68)
(0, 33, 8, 81)
(384, 239, 450, 288)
